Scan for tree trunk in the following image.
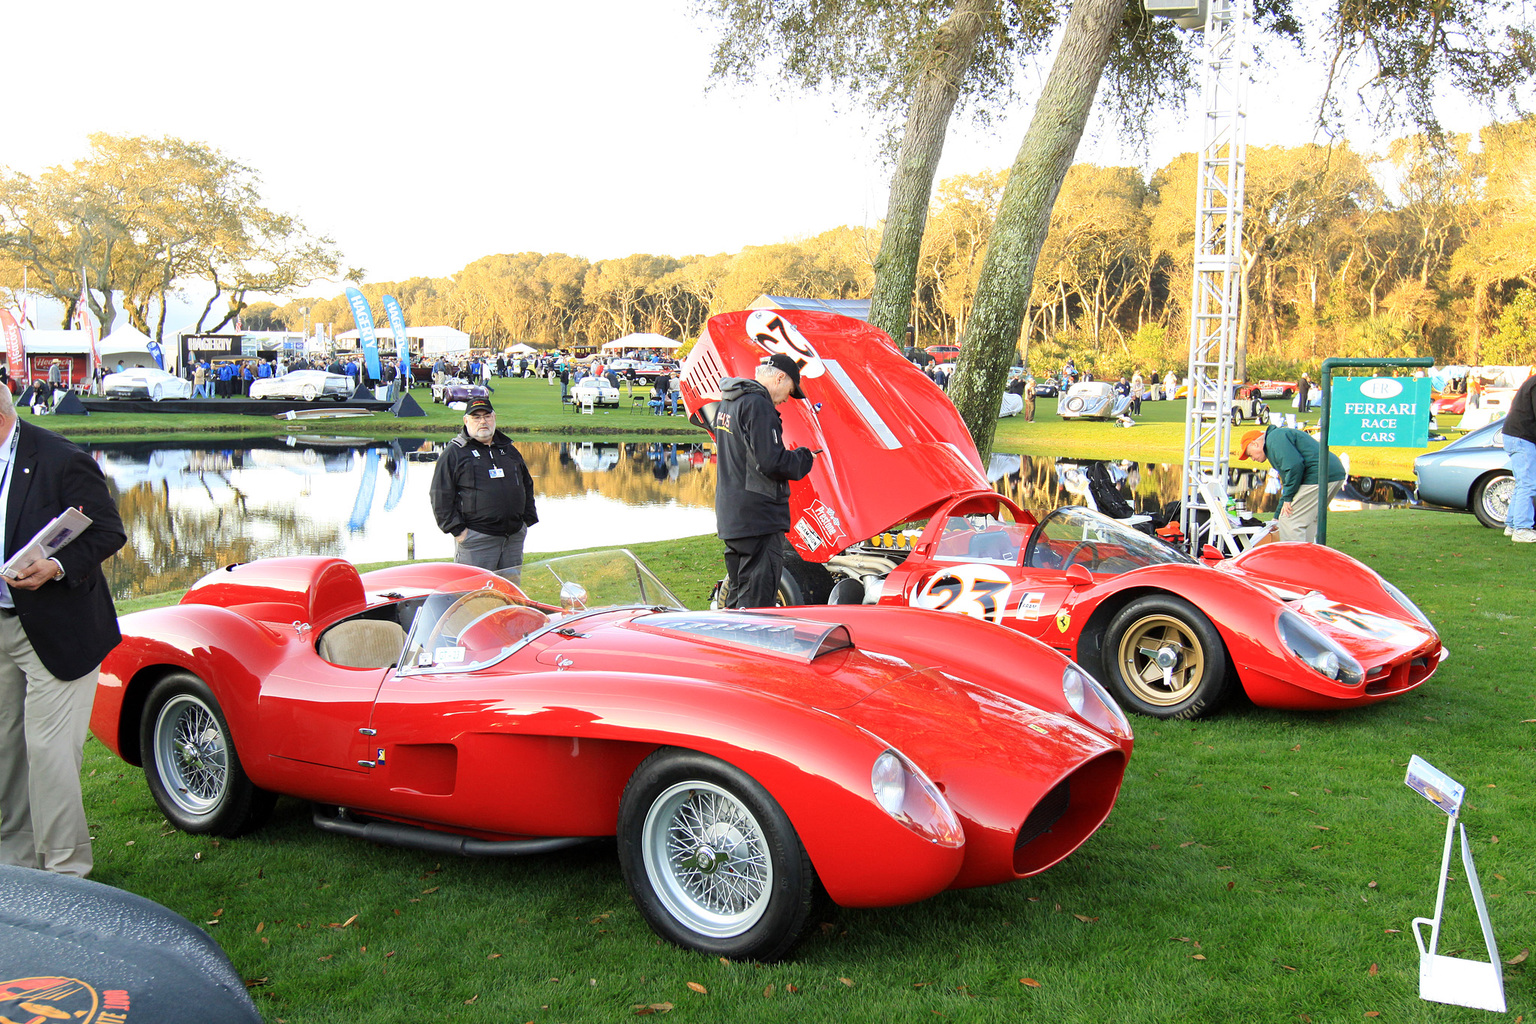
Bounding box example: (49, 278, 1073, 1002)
(949, 0, 1128, 460)
(867, 0, 993, 343)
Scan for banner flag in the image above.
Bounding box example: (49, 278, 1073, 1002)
(381, 294, 410, 371)
(74, 279, 99, 381)
(0, 309, 23, 377)
(146, 340, 165, 369)
(345, 287, 383, 382)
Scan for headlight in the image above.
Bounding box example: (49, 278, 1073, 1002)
(1063, 663, 1132, 739)
(1277, 610, 1365, 686)
(1381, 578, 1434, 630)
(870, 749, 964, 847)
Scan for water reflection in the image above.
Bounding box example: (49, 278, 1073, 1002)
(91, 437, 1413, 602)
(93, 438, 721, 602)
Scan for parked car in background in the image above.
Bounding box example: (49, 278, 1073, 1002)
(1032, 378, 1061, 398)
(1413, 419, 1517, 528)
(925, 344, 960, 363)
(1059, 382, 1129, 420)
(570, 375, 621, 408)
(1195, 383, 1269, 425)
(103, 367, 193, 401)
(432, 378, 491, 405)
(250, 369, 353, 402)
(1248, 379, 1298, 400)
(680, 309, 1444, 722)
(631, 361, 678, 385)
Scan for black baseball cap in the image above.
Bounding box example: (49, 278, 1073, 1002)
(761, 353, 805, 399)
(465, 397, 494, 415)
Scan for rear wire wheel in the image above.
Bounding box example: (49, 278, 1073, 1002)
(1471, 472, 1515, 529)
(1102, 595, 1230, 720)
(141, 672, 275, 836)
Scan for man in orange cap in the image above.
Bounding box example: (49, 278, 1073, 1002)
(1235, 425, 1347, 543)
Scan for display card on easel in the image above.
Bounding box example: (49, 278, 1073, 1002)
(1405, 755, 1506, 1013)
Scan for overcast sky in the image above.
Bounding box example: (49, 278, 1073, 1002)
(7, 0, 1514, 301)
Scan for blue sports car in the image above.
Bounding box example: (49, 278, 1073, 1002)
(1413, 419, 1516, 528)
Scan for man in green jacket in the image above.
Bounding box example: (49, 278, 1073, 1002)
(1236, 426, 1347, 543)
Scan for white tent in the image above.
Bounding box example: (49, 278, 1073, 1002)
(98, 326, 159, 368)
(601, 332, 680, 353)
(335, 325, 470, 356)
(506, 343, 539, 356)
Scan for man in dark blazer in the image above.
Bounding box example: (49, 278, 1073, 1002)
(0, 387, 126, 877)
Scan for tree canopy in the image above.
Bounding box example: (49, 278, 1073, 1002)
(0, 133, 339, 341)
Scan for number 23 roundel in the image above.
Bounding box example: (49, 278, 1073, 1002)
(915, 564, 1013, 624)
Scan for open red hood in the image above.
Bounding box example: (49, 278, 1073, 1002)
(680, 309, 988, 562)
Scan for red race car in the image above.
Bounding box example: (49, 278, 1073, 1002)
(680, 309, 1445, 720)
(93, 551, 1131, 960)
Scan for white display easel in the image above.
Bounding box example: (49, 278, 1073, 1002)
(1406, 755, 1506, 1013)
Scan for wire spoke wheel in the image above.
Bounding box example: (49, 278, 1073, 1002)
(153, 693, 230, 816)
(643, 781, 772, 937)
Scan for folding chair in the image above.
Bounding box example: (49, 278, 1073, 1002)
(1195, 476, 1272, 556)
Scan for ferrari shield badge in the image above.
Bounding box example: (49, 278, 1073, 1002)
(1055, 608, 1072, 633)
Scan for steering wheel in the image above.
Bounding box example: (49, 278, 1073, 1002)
(1062, 540, 1103, 571)
(422, 590, 516, 651)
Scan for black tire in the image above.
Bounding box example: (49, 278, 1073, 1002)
(617, 749, 818, 961)
(140, 672, 275, 837)
(777, 556, 835, 606)
(1100, 595, 1230, 720)
(1471, 472, 1514, 529)
(1230, 405, 1245, 424)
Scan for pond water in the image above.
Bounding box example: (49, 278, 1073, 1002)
(92, 437, 1414, 602)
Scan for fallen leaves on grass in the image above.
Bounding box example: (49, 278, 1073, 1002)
(1073, 914, 1098, 923)
(1019, 978, 1041, 987)
(763, 985, 774, 997)
(686, 982, 707, 995)
(1505, 949, 1529, 965)
(633, 1002, 673, 1015)
(839, 977, 855, 987)
(1192, 954, 1207, 961)
(1368, 964, 1378, 975)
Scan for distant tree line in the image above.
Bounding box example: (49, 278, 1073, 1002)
(263, 121, 1536, 379)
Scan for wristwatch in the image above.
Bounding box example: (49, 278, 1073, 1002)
(49, 558, 64, 582)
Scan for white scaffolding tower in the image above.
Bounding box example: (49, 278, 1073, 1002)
(1178, 0, 1252, 555)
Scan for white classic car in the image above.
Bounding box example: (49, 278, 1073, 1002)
(250, 370, 355, 401)
(103, 367, 193, 401)
(1058, 382, 1131, 420)
(570, 375, 621, 408)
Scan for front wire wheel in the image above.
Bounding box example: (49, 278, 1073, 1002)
(619, 750, 818, 960)
(1103, 595, 1230, 720)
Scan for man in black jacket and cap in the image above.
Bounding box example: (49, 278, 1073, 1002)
(713, 354, 816, 608)
(430, 397, 538, 578)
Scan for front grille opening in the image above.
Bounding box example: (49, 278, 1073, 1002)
(1016, 779, 1070, 850)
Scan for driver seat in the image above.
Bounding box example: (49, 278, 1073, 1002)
(318, 620, 408, 669)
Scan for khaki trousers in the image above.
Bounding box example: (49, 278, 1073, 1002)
(1277, 480, 1346, 544)
(0, 612, 98, 877)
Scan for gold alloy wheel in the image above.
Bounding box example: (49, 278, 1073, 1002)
(1116, 613, 1205, 707)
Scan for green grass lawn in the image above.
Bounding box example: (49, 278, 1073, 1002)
(85, 513, 1534, 1023)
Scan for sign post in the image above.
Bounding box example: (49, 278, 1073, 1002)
(1315, 357, 1433, 545)
(1403, 755, 1505, 1013)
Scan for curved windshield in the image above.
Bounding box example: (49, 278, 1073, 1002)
(1025, 506, 1195, 573)
(400, 550, 685, 675)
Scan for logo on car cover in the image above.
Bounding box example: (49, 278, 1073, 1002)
(0, 976, 129, 1022)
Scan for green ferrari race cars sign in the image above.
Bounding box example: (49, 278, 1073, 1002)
(1328, 376, 1432, 447)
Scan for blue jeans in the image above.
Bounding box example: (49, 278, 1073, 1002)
(1503, 433, 1536, 530)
